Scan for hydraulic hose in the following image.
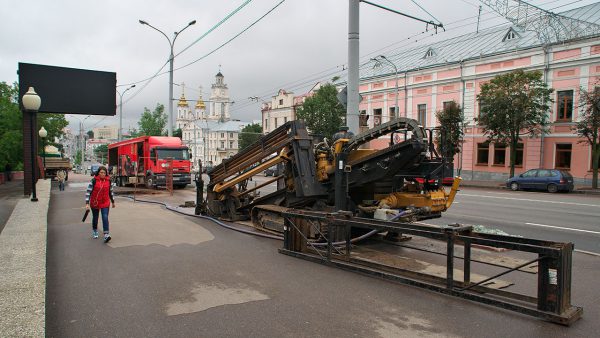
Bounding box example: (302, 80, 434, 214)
(119, 195, 283, 240)
(118, 195, 383, 245)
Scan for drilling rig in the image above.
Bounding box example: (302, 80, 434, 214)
(200, 117, 459, 236)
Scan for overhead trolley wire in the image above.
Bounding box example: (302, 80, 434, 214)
(175, 0, 253, 58)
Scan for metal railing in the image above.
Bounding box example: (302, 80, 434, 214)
(280, 210, 582, 325)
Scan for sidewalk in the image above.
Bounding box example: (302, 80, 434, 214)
(0, 179, 50, 337)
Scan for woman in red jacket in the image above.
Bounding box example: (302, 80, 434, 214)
(85, 166, 115, 243)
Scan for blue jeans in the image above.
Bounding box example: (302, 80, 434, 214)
(91, 207, 110, 233)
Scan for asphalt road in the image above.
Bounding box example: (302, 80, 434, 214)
(45, 175, 600, 337)
(422, 188, 600, 255)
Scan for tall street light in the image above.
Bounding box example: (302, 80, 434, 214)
(139, 19, 196, 137)
(372, 55, 399, 120)
(39, 126, 47, 176)
(22, 87, 41, 202)
(117, 84, 136, 141)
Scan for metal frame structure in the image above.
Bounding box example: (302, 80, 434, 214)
(279, 210, 583, 325)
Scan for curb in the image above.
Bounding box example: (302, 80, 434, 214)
(459, 182, 600, 196)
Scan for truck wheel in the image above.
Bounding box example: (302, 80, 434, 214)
(146, 176, 154, 189)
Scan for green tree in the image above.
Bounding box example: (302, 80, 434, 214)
(74, 149, 83, 166)
(575, 86, 600, 189)
(476, 70, 553, 178)
(239, 123, 263, 151)
(173, 128, 182, 138)
(87, 130, 94, 139)
(128, 128, 141, 138)
(137, 103, 166, 136)
(0, 82, 23, 170)
(296, 83, 346, 140)
(94, 144, 108, 162)
(37, 113, 68, 150)
(435, 100, 464, 160)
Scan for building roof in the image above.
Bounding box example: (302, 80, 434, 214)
(361, 2, 600, 79)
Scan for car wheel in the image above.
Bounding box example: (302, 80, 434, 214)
(547, 183, 558, 193)
(510, 182, 519, 191)
(146, 176, 154, 189)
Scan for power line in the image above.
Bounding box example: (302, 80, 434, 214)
(175, 0, 253, 58)
(173, 0, 286, 72)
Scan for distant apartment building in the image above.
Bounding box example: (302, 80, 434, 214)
(261, 84, 321, 134)
(355, 2, 600, 184)
(93, 125, 118, 140)
(86, 138, 111, 163)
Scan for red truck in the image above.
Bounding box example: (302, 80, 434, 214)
(108, 136, 191, 188)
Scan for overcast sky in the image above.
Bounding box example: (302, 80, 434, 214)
(1, 0, 595, 134)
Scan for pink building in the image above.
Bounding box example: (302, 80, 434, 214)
(357, 3, 600, 185)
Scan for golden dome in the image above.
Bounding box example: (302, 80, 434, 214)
(178, 93, 189, 107)
(195, 94, 206, 109)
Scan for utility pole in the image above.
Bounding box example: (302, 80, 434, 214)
(139, 19, 196, 137)
(347, 0, 360, 134)
(80, 121, 84, 166)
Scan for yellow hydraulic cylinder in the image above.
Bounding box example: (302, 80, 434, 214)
(444, 176, 462, 209)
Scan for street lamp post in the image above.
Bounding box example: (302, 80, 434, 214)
(39, 126, 47, 177)
(139, 19, 196, 137)
(117, 84, 136, 141)
(22, 87, 41, 202)
(372, 55, 399, 120)
(70, 115, 91, 171)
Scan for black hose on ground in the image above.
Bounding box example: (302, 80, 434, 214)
(118, 195, 382, 245)
(119, 195, 283, 240)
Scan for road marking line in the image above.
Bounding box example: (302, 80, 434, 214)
(574, 249, 600, 256)
(525, 222, 600, 235)
(458, 193, 600, 207)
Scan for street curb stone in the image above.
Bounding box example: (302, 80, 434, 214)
(0, 180, 50, 337)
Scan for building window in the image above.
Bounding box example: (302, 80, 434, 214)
(389, 107, 396, 119)
(493, 144, 506, 165)
(265, 119, 268, 129)
(514, 143, 524, 167)
(555, 144, 572, 169)
(424, 48, 435, 59)
(221, 133, 225, 138)
(229, 133, 233, 138)
(284, 117, 288, 123)
(503, 29, 518, 41)
(229, 141, 234, 148)
(442, 101, 453, 111)
(279, 99, 283, 105)
(477, 142, 490, 165)
(417, 104, 427, 126)
(359, 110, 368, 127)
(274, 117, 278, 128)
(373, 108, 382, 126)
(556, 90, 573, 121)
(220, 141, 225, 149)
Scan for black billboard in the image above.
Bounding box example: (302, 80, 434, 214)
(18, 62, 116, 116)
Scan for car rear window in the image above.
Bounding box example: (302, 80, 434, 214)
(559, 170, 573, 178)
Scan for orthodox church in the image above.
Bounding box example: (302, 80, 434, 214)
(176, 71, 249, 168)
